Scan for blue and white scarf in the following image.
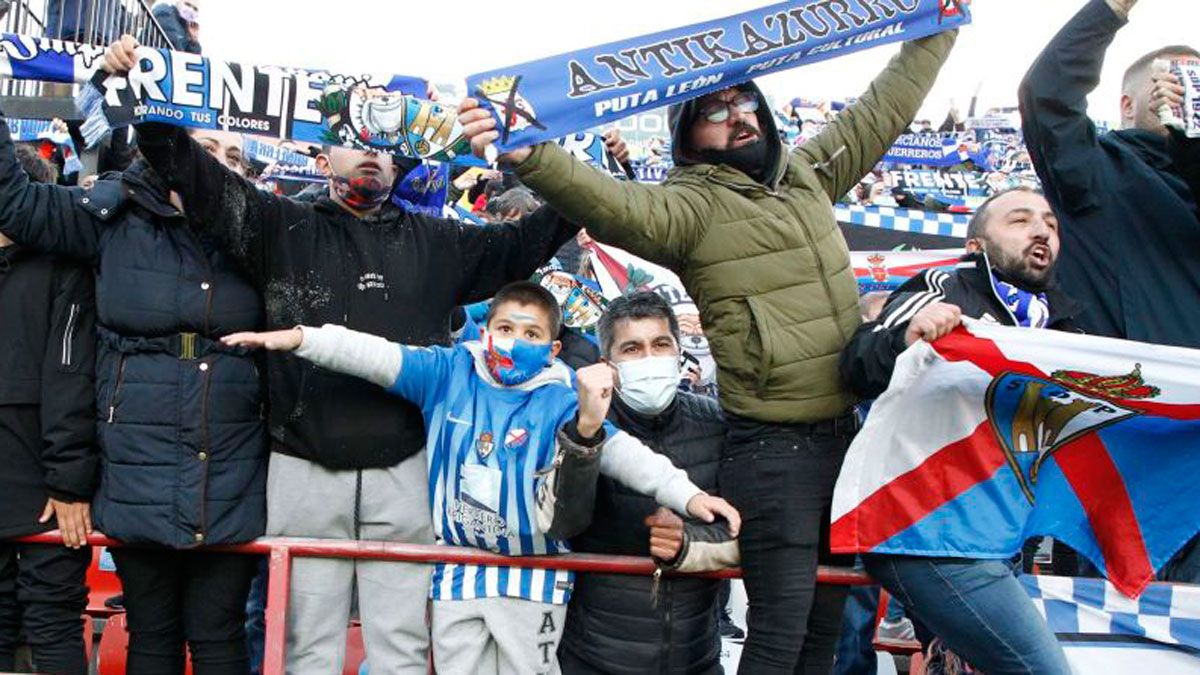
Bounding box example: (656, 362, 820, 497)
(992, 277, 1050, 329)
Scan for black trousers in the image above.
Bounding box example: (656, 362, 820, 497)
(111, 547, 258, 675)
(719, 413, 856, 675)
(0, 542, 90, 675)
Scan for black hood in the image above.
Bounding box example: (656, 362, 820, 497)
(1110, 128, 1173, 172)
(667, 80, 783, 183)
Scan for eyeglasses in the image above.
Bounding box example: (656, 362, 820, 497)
(698, 92, 760, 124)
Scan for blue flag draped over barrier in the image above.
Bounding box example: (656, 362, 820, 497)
(466, 0, 970, 151)
(0, 33, 484, 164)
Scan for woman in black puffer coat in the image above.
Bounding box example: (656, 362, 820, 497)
(0, 117, 265, 675)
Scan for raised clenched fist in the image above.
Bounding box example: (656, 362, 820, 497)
(574, 363, 618, 439)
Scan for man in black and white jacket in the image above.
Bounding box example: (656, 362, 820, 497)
(838, 187, 1081, 674)
(842, 187, 1082, 399)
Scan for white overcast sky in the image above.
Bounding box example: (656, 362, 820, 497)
(202, 1, 1198, 125)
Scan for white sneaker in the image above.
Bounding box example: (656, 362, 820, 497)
(877, 617, 917, 643)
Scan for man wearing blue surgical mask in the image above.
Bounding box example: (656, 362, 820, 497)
(559, 292, 738, 675)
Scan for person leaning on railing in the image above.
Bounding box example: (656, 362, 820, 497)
(0, 106, 267, 672)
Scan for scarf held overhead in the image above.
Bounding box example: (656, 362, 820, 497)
(466, 0, 970, 150)
(0, 33, 484, 163)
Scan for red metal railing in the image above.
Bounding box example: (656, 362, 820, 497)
(21, 532, 873, 674)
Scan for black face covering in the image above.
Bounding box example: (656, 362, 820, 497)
(695, 138, 769, 183)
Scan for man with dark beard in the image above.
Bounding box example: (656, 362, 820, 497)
(460, 32, 957, 672)
(839, 187, 1080, 675)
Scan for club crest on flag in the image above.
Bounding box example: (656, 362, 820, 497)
(985, 365, 1160, 503)
(505, 428, 529, 450)
(476, 431, 495, 459)
(476, 75, 546, 143)
(867, 253, 889, 283)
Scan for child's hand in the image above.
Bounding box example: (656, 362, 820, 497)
(222, 327, 304, 351)
(575, 363, 617, 439)
(685, 493, 741, 537)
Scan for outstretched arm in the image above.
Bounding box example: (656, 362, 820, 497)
(223, 324, 450, 410)
(457, 99, 710, 268)
(1019, 0, 1129, 216)
(103, 35, 287, 284)
(451, 204, 579, 305)
(0, 117, 101, 261)
(798, 31, 957, 202)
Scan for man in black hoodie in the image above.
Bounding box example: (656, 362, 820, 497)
(0, 146, 97, 675)
(1019, 0, 1200, 583)
(103, 35, 578, 674)
(1020, 0, 1198, 348)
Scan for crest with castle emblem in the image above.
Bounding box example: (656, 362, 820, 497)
(985, 364, 1161, 503)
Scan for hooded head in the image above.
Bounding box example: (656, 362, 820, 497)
(667, 81, 783, 184)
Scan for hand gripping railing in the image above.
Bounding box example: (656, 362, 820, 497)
(20, 532, 873, 674)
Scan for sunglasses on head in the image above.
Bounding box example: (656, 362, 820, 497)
(698, 92, 760, 124)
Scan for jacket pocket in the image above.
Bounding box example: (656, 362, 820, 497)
(745, 296, 774, 396)
(105, 354, 128, 424)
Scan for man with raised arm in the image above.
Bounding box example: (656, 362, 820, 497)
(460, 31, 957, 673)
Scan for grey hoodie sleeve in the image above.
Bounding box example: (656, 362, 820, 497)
(599, 430, 702, 516)
(294, 324, 403, 389)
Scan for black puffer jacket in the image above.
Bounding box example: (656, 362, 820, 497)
(0, 118, 266, 548)
(561, 393, 726, 675)
(135, 123, 578, 470)
(840, 251, 1082, 399)
(0, 245, 97, 539)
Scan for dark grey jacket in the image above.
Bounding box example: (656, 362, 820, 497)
(561, 393, 733, 675)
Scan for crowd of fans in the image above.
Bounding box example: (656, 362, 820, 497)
(0, 0, 1197, 674)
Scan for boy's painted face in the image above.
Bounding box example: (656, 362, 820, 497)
(481, 301, 562, 385)
(486, 302, 560, 349)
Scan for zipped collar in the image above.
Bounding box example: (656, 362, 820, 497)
(117, 161, 182, 219)
(609, 392, 680, 436)
(955, 251, 1082, 326)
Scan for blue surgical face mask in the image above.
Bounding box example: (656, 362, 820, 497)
(481, 331, 553, 385)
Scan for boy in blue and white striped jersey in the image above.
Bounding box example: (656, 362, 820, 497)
(222, 281, 740, 675)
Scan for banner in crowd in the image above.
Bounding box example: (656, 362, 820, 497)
(1169, 59, 1200, 138)
(391, 162, 451, 217)
(585, 241, 717, 392)
(555, 132, 627, 176)
(881, 132, 989, 168)
(633, 162, 670, 183)
(241, 137, 316, 169)
(0, 33, 489, 164)
(966, 110, 1021, 130)
(466, 0, 970, 151)
(834, 203, 970, 238)
(5, 116, 82, 174)
(831, 321, 1200, 597)
(1023, 576, 1200, 671)
(885, 168, 986, 199)
(851, 248, 960, 292)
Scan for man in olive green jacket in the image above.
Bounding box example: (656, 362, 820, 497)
(460, 31, 956, 673)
